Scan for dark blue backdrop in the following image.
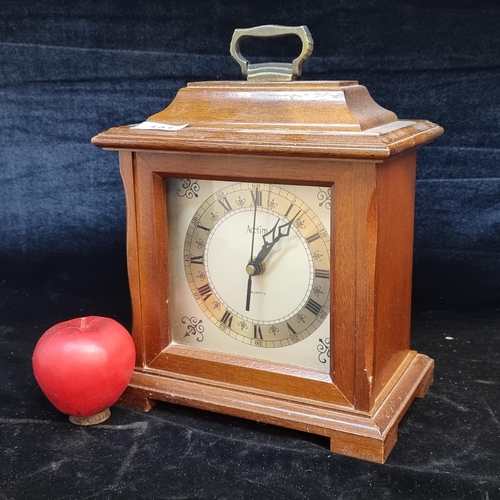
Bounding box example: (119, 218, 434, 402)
(1, 0, 499, 310)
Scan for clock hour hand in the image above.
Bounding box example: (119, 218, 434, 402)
(254, 210, 301, 266)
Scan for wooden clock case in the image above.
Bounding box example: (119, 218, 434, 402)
(92, 68, 443, 462)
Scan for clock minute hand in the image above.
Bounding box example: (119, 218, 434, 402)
(254, 211, 301, 265)
(245, 187, 260, 312)
(245, 275, 253, 311)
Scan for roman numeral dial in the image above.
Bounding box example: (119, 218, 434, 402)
(181, 180, 330, 352)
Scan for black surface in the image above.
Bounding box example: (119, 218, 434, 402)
(1, 1, 499, 498)
(1, 257, 499, 499)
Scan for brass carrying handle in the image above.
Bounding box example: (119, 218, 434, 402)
(229, 25, 314, 82)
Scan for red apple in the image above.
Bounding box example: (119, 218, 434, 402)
(32, 316, 136, 418)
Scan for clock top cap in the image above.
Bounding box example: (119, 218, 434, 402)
(92, 25, 443, 159)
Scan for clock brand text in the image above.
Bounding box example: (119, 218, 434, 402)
(247, 225, 268, 235)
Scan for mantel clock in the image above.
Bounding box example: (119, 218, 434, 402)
(92, 25, 443, 463)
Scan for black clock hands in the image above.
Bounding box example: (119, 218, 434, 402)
(246, 210, 301, 276)
(245, 189, 301, 311)
(254, 209, 301, 266)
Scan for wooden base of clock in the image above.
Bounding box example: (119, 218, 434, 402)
(118, 351, 433, 463)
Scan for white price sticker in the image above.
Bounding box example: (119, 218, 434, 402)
(130, 122, 189, 131)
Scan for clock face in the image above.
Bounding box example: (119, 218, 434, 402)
(167, 178, 331, 371)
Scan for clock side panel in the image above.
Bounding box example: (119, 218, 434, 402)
(330, 157, 430, 412)
(329, 162, 375, 405)
(118, 152, 147, 367)
(371, 150, 422, 405)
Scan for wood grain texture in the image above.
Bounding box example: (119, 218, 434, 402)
(93, 77, 442, 462)
(118, 351, 433, 463)
(118, 152, 144, 367)
(92, 81, 443, 159)
(372, 151, 419, 405)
